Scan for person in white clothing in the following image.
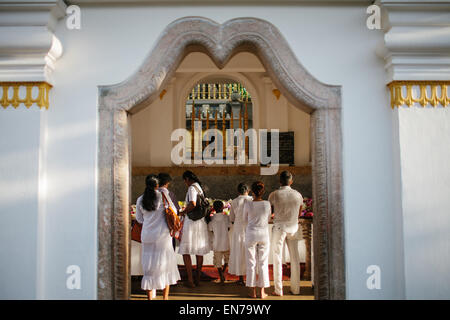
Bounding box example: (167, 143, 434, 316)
(243, 181, 271, 299)
(229, 183, 252, 285)
(178, 170, 211, 287)
(268, 170, 303, 296)
(157, 172, 179, 251)
(135, 175, 181, 300)
(208, 200, 231, 284)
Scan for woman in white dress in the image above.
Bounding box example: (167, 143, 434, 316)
(229, 183, 252, 285)
(243, 181, 271, 299)
(178, 170, 211, 287)
(135, 175, 181, 300)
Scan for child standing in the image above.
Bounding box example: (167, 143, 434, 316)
(208, 200, 231, 284)
(243, 181, 271, 299)
(229, 183, 252, 285)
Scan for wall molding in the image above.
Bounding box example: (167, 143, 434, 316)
(0, 1, 65, 84)
(388, 81, 450, 109)
(377, 0, 450, 82)
(0, 82, 52, 109)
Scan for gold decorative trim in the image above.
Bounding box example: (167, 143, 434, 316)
(188, 82, 252, 101)
(1, 82, 52, 110)
(388, 81, 450, 109)
(159, 89, 167, 100)
(272, 88, 281, 100)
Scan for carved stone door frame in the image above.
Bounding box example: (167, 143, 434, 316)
(97, 17, 345, 300)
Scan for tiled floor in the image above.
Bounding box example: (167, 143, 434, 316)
(131, 280, 314, 300)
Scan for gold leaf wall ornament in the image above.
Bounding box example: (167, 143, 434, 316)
(387, 81, 450, 109)
(0, 82, 52, 110)
(159, 89, 167, 100)
(272, 88, 281, 100)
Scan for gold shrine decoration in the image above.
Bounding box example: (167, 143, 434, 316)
(1, 82, 52, 110)
(159, 89, 167, 100)
(272, 88, 281, 100)
(388, 81, 450, 109)
(186, 81, 253, 160)
(188, 82, 251, 101)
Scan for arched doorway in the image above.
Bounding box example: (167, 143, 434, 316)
(97, 17, 344, 300)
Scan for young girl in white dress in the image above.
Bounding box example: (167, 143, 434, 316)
(229, 183, 252, 285)
(178, 170, 211, 287)
(135, 175, 181, 300)
(243, 181, 271, 299)
(208, 200, 231, 284)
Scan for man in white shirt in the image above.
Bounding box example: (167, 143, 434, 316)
(268, 171, 303, 296)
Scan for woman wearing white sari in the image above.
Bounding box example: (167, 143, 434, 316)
(135, 175, 181, 300)
(229, 183, 252, 285)
(178, 170, 211, 287)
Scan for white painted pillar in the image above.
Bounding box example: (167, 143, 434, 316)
(379, 0, 450, 299)
(0, 1, 65, 299)
(392, 95, 450, 299)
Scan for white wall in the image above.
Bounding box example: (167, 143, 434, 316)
(0, 107, 42, 299)
(0, 4, 401, 299)
(396, 106, 450, 299)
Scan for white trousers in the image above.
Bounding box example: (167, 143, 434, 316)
(245, 236, 270, 288)
(272, 225, 300, 295)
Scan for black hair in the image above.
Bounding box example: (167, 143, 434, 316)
(142, 174, 159, 211)
(157, 172, 172, 187)
(182, 170, 202, 187)
(280, 170, 293, 186)
(251, 181, 265, 198)
(237, 183, 249, 195)
(213, 200, 224, 213)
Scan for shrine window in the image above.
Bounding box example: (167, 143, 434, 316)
(185, 81, 253, 161)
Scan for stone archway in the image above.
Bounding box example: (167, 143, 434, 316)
(97, 17, 344, 300)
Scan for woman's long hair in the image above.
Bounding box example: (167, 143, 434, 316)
(182, 170, 202, 187)
(142, 174, 159, 211)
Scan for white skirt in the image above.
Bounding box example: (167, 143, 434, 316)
(178, 216, 211, 256)
(229, 223, 247, 276)
(141, 237, 181, 290)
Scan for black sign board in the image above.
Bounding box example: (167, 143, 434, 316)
(266, 131, 295, 165)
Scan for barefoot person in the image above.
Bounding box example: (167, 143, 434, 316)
(135, 175, 181, 300)
(208, 200, 231, 284)
(229, 183, 252, 285)
(178, 170, 211, 287)
(243, 181, 271, 299)
(268, 171, 303, 296)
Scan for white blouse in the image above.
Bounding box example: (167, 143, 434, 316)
(243, 200, 271, 238)
(230, 195, 253, 225)
(208, 213, 231, 252)
(185, 182, 203, 204)
(135, 192, 169, 243)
